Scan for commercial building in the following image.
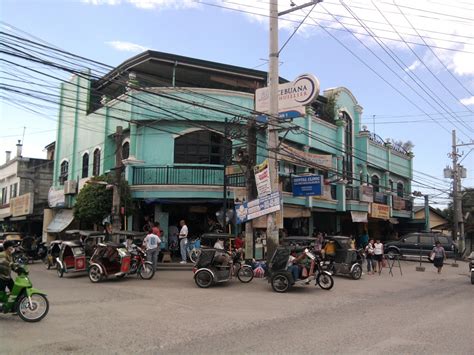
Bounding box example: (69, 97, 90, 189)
(49, 50, 414, 256)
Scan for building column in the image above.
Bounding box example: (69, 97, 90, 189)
(335, 118, 346, 212)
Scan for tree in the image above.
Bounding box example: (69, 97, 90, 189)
(386, 139, 415, 152)
(74, 175, 133, 229)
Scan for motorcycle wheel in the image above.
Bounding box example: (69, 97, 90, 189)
(56, 264, 64, 278)
(317, 273, 334, 290)
(88, 265, 102, 283)
(194, 270, 213, 288)
(271, 274, 290, 293)
(16, 294, 49, 322)
(139, 262, 155, 280)
(237, 265, 254, 283)
(189, 249, 201, 264)
(351, 264, 363, 280)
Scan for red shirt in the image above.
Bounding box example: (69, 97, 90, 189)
(235, 237, 244, 249)
(152, 226, 161, 237)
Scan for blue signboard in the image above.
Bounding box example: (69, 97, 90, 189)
(256, 110, 303, 123)
(292, 175, 323, 197)
(235, 192, 281, 224)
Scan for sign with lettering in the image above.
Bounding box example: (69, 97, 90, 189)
(370, 203, 390, 220)
(360, 185, 374, 203)
(292, 175, 323, 197)
(10, 193, 34, 217)
(255, 74, 320, 114)
(48, 187, 65, 208)
(235, 192, 281, 224)
(254, 159, 272, 197)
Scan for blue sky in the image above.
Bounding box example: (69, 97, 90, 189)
(1, 0, 473, 207)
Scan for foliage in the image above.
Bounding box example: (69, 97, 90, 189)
(322, 92, 339, 121)
(74, 174, 134, 229)
(387, 139, 415, 152)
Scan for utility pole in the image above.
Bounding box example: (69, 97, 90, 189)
(245, 118, 257, 258)
(266, 0, 322, 261)
(223, 117, 228, 233)
(451, 130, 460, 251)
(112, 125, 123, 237)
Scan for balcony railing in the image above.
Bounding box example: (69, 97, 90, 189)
(132, 166, 245, 187)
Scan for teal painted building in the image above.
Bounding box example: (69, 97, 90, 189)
(49, 51, 414, 250)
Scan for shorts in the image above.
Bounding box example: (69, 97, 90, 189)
(374, 254, 383, 262)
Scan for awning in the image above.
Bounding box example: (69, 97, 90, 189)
(351, 211, 368, 223)
(46, 209, 74, 233)
(284, 206, 311, 218)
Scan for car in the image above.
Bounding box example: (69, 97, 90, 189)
(384, 232, 457, 259)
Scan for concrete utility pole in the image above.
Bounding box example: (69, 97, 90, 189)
(112, 125, 123, 235)
(451, 130, 459, 248)
(266, 0, 322, 261)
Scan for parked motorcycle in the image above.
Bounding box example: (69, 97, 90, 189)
(128, 245, 155, 279)
(0, 264, 49, 322)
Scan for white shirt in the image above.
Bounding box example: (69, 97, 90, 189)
(179, 225, 188, 239)
(144, 233, 161, 250)
(286, 255, 296, 268)
(374, 242, 384, 255)
(214, 240, 224, 249)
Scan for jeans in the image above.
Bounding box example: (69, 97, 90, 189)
(366, 256, 375, 272)
(180, 238, 188, 262)
(147, 248, 158, 271)
(287, 265, 299, 281)
(0, 278, 14, 293)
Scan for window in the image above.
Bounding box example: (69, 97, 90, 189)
(174, 131, 231, 165)
(397, 182, 404, 197)
(389, 179, 394, 191)
(59, 160, 69, 185)
(404, 235, 418, 243)
(419, 236, 433, 245)
(1, 187, 7, 205)
(82, 153, 89, 178)
(341, 111, 353, 183)
(122, 141, 130, 160)
(371, 175, 380, 192)
(93, 148, 101, 176)
(10, 183, 18, 198)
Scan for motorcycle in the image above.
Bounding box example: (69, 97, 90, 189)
(0, 264, 49, 322)
(128, 245, 155, 279)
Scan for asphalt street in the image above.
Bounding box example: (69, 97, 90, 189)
(0, 260, 472, 355)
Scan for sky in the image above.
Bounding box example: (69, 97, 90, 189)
(0, 0, 473, 208)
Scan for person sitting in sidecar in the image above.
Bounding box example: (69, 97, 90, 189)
(286, 251, 306, 281)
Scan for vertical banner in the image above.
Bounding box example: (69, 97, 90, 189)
(254, 159, 272, 197)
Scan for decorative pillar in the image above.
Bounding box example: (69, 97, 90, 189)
(335, 118, 347, 212)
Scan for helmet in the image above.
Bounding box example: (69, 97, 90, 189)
(3, 240, 16, 250)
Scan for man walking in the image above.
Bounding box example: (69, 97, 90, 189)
(179, 219, 188, 264)
(143, 229, 161, 272)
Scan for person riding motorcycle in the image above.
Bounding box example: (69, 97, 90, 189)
(0, 240, 16, 293)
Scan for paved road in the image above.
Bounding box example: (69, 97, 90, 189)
(1, 260, 472, 354)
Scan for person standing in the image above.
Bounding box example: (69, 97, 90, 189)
(431, 241, 447, 274)
(0, 240, 16, 294)
(143, 230, 161, 272)
(365, 239, 376, 275)
(152, 222, 162, 238)
(373, 239, 384, 274)
(179, 219, 188, 264)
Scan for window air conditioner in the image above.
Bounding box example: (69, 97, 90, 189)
(64, 180, 77, 195)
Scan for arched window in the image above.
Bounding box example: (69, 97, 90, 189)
(93, 148, 101, 176)
(371, 174, 380, 192)
(82, 153, 89, 178)
(122, 141, 130, 160)
(340, 111, 353, 183)
(397, 182, 404, 197)
(60, 160, 69, 185)
(174, 131, 231, 165)
(389, 179, 394, 192)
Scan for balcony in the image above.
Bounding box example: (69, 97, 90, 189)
(132, 165, 245, 187)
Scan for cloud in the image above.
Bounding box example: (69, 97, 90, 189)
(405, 60, 420, 72)
(460, 96, 474, 106)
(82, 0, 122, 5)
(82, 0, 197, 9)
(106, 41, 149, 53)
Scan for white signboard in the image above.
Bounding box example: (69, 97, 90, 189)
(10, 193, 34, 217)
(254, 159, 272, 197)
(255, 73, 320, 113)
(48, 187, 65, 208)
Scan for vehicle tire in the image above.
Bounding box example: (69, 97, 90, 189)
(194, 270, 213, 288)
(237, 265, 254, 283)
(88, 265, 102, 283)
(386, 249, 399, 259)
(271, 274, 291, 293)
(317, 273, 334, 290)
(139, 262, 155, 280)
(56, 264, 64, 278)
(471, 271, 474, 285)
(16, 294, 49, 322)
(351, 264, 362, 280)
(189, 249, 201, 264)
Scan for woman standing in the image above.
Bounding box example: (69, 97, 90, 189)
(365, 239, 376, 275)
(431, 241, 447, 274)
(373, 239, 384, 274)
